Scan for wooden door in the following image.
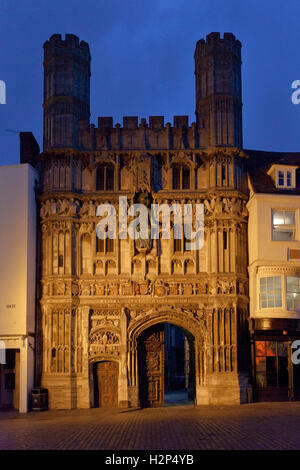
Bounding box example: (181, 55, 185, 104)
(139, 324, 165, 407)
(96, 361, 118, 407)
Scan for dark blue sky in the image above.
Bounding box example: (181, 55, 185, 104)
(0, 0, 300, 166)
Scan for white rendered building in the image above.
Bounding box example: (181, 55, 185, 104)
(0, 163, 38, 412)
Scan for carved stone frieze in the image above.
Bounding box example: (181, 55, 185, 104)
(41, 277, 248, 299)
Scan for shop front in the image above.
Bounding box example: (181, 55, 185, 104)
(250, 318, 300, 402)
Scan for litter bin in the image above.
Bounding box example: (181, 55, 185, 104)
(30, 387, 48, 411)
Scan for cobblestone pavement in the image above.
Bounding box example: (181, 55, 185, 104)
(0, 402, 300, 450)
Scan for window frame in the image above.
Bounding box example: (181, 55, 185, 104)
(271, 209, 296, 241)
(259, 275, 283, 310)
(172, 164, 191, 190)
(96, 229, 115, 255)
(172, 224, 189, 254)
(254, 340, 289, 390)
(286, 275, 300, 311)
(96, 164, 115, 191)
(276, 169, 295, 189)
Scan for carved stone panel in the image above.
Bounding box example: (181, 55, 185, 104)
(95, 361, 118, 407)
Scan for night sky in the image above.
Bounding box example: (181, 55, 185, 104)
(0, 0, 300, 166)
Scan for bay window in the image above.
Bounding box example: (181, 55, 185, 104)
(286, 276, 300, 310)
(260, 276, 282, 309)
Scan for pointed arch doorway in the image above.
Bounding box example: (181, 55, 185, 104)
(138, 323, 195, 407)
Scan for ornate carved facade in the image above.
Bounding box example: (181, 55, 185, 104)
(38, 32, 252, 408)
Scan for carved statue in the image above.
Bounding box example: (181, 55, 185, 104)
(134, 191, 153, 253)
(203, 199, 214, 215)
(40, 199, 52, 218)
(79, 201, 89, 216)
(57, 199, 69, 216)
(69, 198, 79, 216)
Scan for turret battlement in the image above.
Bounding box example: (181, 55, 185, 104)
(194, 32, 241, 60)
(43, 34, 90, 61)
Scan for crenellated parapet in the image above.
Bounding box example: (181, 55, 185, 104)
(43, 33, 90, 61)
(77, 115, 207, 150)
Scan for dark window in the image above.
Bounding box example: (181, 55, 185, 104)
(173, 166, 180, 190)
(96, 165, 115, 191)
(173, 165, 191, 190)
(278, 171, 284, 186)
(221, 164, 227, 185)
(96, 166, 105, 190)
(182, 166, 190, 189)
(4, 350, 15, 370)
(174, 238, 182, 252)
(223, 231, 227, 250)
(106, 166, 114, 190)
(106, 237, 114, 253)
(96, 236, 105, 253)
(96, 231, 114, 253)
(5, 373, 15, 390)
(58, 254, 64, 267)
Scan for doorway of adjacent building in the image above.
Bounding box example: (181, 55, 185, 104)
(93, 361, 118, 407)
(293, 362, 300, 400)
(138, 323, 195, 407)
(0, 349, 20, 410)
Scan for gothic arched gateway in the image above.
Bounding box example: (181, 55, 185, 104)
(126, 307, 207, 408)
(39, 33, 252, 409)
(137, 323, 195, 407)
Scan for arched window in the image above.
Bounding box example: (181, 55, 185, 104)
(172, 164, 190, 190)
(96, 164, 115, 190)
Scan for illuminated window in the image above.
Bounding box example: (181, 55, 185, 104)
(255, 341, 288, 389)
(272, 210, 295, 241)
(287, 276, 300, 310)
(260, 276, 282, 308)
